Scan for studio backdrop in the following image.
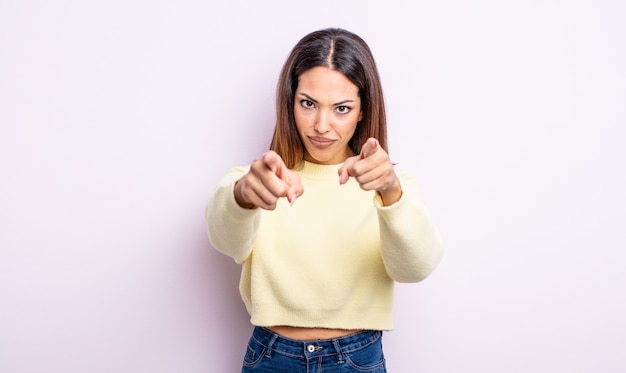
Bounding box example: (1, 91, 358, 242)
(1, 1, 625, 372)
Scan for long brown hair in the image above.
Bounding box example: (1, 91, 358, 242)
(270, 28, 388, 169)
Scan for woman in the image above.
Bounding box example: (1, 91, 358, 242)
(206, 28, 443, 372)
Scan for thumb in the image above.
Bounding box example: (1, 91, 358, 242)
(360, 138, 379, 159)
(338, 155, 357, 185)
(284, 171, 304, 205)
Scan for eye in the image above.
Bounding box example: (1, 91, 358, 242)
(336, 106, 351, 114)
(300, 100, 315, 109)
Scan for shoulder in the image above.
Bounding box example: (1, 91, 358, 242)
(216, 165, 250, 185)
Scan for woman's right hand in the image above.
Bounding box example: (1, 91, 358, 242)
(234, 151, 304, 210)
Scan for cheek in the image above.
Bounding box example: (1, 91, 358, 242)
(339, 116, 359, 137)
(345, 125, 358, 140)
(293, 111, 307, 133)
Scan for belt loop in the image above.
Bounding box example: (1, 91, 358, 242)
(265, 333, 278, 358)
(332, 339, 344, 364)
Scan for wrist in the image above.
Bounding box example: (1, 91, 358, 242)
(378, 180, 402, 206)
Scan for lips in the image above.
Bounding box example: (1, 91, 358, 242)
(308, 136, 336, 148)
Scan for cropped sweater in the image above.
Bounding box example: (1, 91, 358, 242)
(205, 161, 443, 331)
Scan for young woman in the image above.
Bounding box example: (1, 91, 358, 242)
(206, 28, 443, 372)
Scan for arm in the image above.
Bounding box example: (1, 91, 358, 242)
(205, 153, 304, 263)
(205, 166, 261, 264)
(376, 170, 444, 283)
(339, 138, 443, 282)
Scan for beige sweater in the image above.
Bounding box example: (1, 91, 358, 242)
(206, 161, 443, 330)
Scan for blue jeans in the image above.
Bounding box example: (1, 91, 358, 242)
(241, 326, 387, 372)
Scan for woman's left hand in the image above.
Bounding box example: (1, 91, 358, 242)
(338, 138, 402, 206)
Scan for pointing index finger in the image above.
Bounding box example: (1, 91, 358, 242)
(262, 151, 286, 179)
(360, 138, 379, 159)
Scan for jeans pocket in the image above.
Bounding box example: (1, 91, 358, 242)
(242, 336, 267, 367)
(343, 337, 386, 372)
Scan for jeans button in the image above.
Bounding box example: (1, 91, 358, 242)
(307, 344, 315, 353)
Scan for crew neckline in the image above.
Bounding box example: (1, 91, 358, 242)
(298, 161, 343, 180)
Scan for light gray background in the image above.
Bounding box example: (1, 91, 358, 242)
(1, 1, 625, 372)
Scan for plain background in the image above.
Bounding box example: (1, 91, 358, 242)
(1, 1, 625, 372)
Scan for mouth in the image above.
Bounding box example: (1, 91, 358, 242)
(308, 136, 336, 148)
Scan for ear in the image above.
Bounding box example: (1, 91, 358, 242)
(358, 110, 363, 122)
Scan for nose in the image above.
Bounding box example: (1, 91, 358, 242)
(314, 110, 331, 134)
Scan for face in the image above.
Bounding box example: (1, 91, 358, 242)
(294, 66, 362, 165)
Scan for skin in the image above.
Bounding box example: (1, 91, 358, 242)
(294, 66, 362, 165)
(233, 66, 402, 339)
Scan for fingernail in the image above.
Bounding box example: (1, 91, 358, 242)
(289, 194, 297, 206)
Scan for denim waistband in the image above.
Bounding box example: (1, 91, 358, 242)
(251, 326, 382, 360)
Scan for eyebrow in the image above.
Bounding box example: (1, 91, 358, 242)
(297, 92, 355, 106)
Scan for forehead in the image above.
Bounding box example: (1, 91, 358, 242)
(297, 66, 359, 100)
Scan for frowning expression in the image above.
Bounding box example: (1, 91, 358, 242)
(294, 66, 362, 165)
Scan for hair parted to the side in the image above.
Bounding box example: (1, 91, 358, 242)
(270, 28, 388, 169)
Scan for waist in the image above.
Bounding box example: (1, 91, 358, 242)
(252, 326, 382, 357)
(267, 325, 362, 340)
